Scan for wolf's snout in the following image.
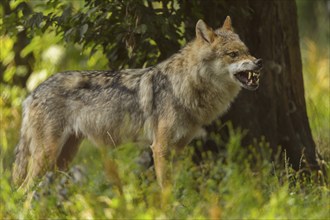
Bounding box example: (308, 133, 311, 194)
(234, 58, 262, 91)
(254, 59, 263, 68)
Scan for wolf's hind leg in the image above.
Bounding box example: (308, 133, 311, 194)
(56, 135, 82, 170)
(18, 134, 64, 192)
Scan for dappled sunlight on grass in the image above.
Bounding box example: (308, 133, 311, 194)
(1, 127, 329, 219)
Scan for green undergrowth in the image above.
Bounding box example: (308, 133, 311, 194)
(1, 129, 329, 219)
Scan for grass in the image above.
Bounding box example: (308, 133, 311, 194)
(0, 132, 329, 219)
(0, 38, 329, 219)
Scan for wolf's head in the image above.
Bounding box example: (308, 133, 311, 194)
(195, 16, 262, 90)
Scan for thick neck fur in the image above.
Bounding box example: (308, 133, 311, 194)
(155, 39, 241, 124)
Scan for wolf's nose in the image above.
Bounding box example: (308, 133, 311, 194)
(254, 59, 263, 68)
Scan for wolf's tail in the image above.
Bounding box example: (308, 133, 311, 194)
(12, 137, 30, 186)
(12, 98, 32, 187)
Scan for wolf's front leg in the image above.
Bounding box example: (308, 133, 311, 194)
(151, 119, 173, 189)
(151, 142, 170, 189)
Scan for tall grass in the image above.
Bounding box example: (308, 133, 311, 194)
(1, 126, 329, 219)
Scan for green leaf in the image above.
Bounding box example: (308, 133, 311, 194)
(80, 24, 89, 40)
(135, 24, 147, 34)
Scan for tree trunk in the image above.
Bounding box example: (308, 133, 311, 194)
(188, 0, 321, 171)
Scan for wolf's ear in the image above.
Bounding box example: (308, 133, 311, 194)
(222, 16, 233, 31)
(196, 19, 215, 43)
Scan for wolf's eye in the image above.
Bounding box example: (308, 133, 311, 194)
(228, 51, 239, 58)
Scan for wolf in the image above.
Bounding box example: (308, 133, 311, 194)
(13, 16, 262, 191)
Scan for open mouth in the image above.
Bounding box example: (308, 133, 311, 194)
(234, 70, 260, 90)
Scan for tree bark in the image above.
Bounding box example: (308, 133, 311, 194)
(188, 0, 321, 171)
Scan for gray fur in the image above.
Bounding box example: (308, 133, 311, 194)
(13, 17, 262, 190)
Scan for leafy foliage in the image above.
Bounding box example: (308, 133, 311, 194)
(4, 0, 188, 69)
(1, 0, 211, 87)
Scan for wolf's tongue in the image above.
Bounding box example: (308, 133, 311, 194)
(236, 73, 249, 83)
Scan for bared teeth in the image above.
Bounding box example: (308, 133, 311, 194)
(248, 72, 252, 79)
(247, 72, 260, 80)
